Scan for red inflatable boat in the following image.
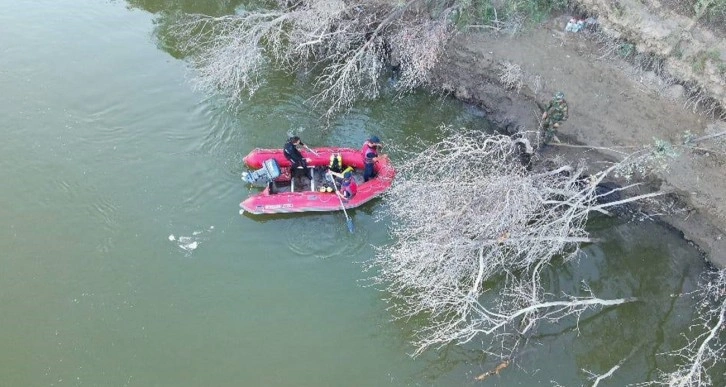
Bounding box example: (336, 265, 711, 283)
(240, 147, 395, 214)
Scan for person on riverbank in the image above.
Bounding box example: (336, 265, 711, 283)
(283, 136, 310, 180)
(541, 92, 569, 144)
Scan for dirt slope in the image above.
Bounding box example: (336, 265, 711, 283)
(580, 0, 726, 111)
(430, 16, 726, 267)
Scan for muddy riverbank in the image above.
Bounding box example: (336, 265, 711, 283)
(429, 11, 726, 267)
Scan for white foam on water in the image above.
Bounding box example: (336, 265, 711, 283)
(169, 226, 215, 255)
(180, 241, 198, 251)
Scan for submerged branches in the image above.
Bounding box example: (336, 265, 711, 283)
(644, 268, 726, 387)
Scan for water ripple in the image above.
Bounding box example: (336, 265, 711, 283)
(88, 196, 120, 231)
(281, 213, 370, 259)
(179, 176, 236, 210)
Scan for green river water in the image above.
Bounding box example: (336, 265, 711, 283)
(0, 1, 719, 386)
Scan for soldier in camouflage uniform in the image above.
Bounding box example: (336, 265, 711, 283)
(541, 91, 569, 144)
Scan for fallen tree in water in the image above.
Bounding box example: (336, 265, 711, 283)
(370, 128, 669, 358)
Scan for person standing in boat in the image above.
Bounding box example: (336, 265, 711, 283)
(361, 135, 383, 158)
(361, 135, 387, 182)
(284, 136, 310, 180)
(328, 170, 357, 201)
(363, 149, 389, 182)
(362, 150, 376, 182)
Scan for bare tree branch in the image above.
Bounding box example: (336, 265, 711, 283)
(585, 361, 622, 387)
(641, 268, 726, 387)
(167, 0, 459, 117)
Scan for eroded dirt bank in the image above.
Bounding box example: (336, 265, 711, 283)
(429, 11, 726, 267)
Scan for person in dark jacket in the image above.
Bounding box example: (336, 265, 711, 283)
(283, 136, 310, 180)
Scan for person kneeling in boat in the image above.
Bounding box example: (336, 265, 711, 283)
(327, 170, 357, 201)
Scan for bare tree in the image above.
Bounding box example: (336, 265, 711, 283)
(165, 0, 566, 117)
(167, 0, 461, 117)
(370, 128, 668, 357)
(640, 268, 726, 387)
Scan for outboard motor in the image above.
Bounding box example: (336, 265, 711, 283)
(241, 159, 281, 187)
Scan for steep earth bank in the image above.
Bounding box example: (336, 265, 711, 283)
(429, 8, 726, 267)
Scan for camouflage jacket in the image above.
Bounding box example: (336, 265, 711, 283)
(546, 99, 569, 122)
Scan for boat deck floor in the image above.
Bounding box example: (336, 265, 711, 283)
(271, 166, 363, 194)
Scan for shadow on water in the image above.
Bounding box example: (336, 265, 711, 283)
(240, 199, 382, 259)
(524, 217, 709, 384)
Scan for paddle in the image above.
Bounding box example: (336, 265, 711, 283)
(328, 171, 354, 233)
(303, 144, 319, 157)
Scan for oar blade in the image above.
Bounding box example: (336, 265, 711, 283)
(346, 218, 355, 233)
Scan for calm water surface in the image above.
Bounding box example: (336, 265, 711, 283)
(0, 1, 717, 386)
